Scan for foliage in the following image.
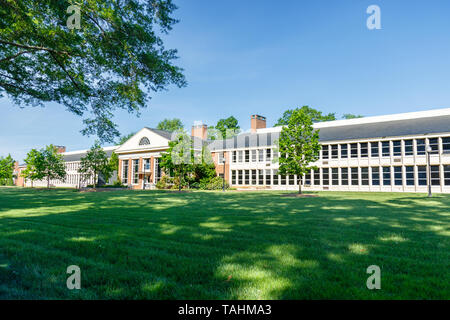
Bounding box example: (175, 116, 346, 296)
(0, 0, 186, 142)
(275, 106, 336, 126)
(214, 116, 240, 139)
(199, 176, 229, 190)
(275, 108, 321, 194)
(21, 149, 45, 187)
(155, 175, 176, 190)
(78, 141, 110, 188)
(342, 113, 364, 119)
(156, 118, 184, 132)
(117, 133, 136, 145)
(0, 154, 15, 185)
(37, 145, 67, 188)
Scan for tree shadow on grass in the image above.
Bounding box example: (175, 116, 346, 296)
(0, 188, 448, 299)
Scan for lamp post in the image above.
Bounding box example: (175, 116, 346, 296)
(222, 153, 226, 192)
(426, 145, 432, 197)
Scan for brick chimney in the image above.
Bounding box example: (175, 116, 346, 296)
(191, 124, 208, 140)
(55, 146, 66, 154)
(251, 115, 266, 133)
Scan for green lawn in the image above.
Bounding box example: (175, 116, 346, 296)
(0, 187, 448, 299)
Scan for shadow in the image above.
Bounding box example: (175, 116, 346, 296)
(0, 188, 448, 299)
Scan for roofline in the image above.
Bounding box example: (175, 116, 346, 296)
(62, 145, 118, 156)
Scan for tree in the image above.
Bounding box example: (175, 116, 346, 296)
(0, 154, 15, 185)
(78, 142, 110, 188)
(212, 116, 240, 140)
(342, 113, 364, 119)
(21, 149, 45, 187)
(275, 106, 336, 126)
(160, 131, 194, 191)
(0, 0, 186, 143)
(117, 132, 136, 145)
(157, 118, 184, 132)
(274, 109, 321, 194)
(40, 145, 66, 188)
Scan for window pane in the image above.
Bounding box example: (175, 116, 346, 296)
(405, 166, 414, 185)
(259, 169, 264, 185)
(444, 165, 450, 185)
(266, 170, 271, 185)
(351, 143, 358, 158)
(288, 175, 295, 185)
(382, 141, 390, 157)
(371, 142, 379, 157)
(360, 143, 368, 158)
(372, 167, 380, 185)
(341, 168, 348, 185)
(251, 150, 257, 162)
(231, 170, 236, 185)
(404, 140, 413, 156)
(266, 149, 271, 161)
(258, 149, 264, 162)
(383, 167, 391, 185)
(314, 170, 320, 185)
(393, 140, 401, 156)
(331, 145, 338, 159)
(416, 139, 426, 155)
(238, 170, 243, 185)
(443, 137, 450, 154)
(238, 151, 243, 162)
(322, 168, 329, 185)
(272, 170, 279, 185)
(245, 150, 249, 163)
(394, 166, 402, 185)
(251, 170, 257, 185)
(340, 144, 348, 158)
(245, 170, 250, 185)
(351, 168, 359, 185)
(332, 168, 339, 185)
(280, 174, 286, 185)
(361, 167, 369, 185)
(418, 166, 427, 185)
(429, 138, 439, 152)
(232, 151, 237, 163)
(431, 165, 440, 185)
(322, 145, 329, 159)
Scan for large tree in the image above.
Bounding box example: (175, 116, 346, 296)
(157, 118, 184, 132)
(209, 116, 240, 140)
(21, 148, 45, 187)
(0, 154, 15, 185)
(78, 141, 110, 188)
(40, 145, 67, 188)
(275, 106, 336, 126)
(275, 108, 321, 194)
(0, 0, 186, 142)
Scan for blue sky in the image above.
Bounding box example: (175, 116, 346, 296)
(2, 0, 450, 161)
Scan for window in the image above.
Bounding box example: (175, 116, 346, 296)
(232, 170, 236, 185)
(340, 144, 348, 158)
(266, 170, 271, 185)
(314, 170, 320, 185)
(444, 165, 450, 185)
(443, 137, 450, 154)
(332, 168, 339, 185)
(322, 168, 329, 185)
(232, 151, 237, 163)
(238, 170, 243, 185)
(251, 150, 257, 162)
(244, 170, 250, 185)
(351, 168, 358, 185)
(393, 140, 401, 156)
(238, 151, 243, 163)
(404, 140, 413, 156)
(305, 171, 311, 185)
(258, 170, 264, 185)
(272, 170, 279, 185)
(394, 166, 402, 186)
(405, 166, 414, 186)
(351, 143, 358, 158)
(289, 175, 295, 185)
(331, 145, 338, 159)
(259, 149, 264, 162)
(155, 158, 162, 182)
(431, 165, 440, 185)
(370, 142, 379, 157)
(372, 167, 380, 186)
(280, 174, 286, 185)
(133, 159, 139, 184)
(416, 139, 426, 155)
(139, 137, 150, 145)
(143, 158, 150, 171)
(383, 167, 391, 185)
(418, 166, 427, 186)
(251, 170, 257, 185)
(218, 152, 225, 164)
(361, 167, 369, 185)
(429, 138, 439, 152)
(245, 150, 249, 163)
(122, 160, 129, 184)
(266, 149, 271, 161)
(341, 168, 349, 185)
(360, 143, 368, 158)
(382, 141, 390, 157)
(322, 145, 329, 159)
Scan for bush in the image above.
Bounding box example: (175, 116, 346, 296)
(202, 176, 229, 190)
(156, 175, 175, 190)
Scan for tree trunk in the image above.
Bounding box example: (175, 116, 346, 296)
(298, 182, 302, 194)
(94, 170, 97, 188)
(47, 176, 50, 189)
(178, 171, 182, 192)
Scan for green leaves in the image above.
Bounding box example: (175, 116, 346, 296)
(0, 154, 15, 185)
(79, 141, 110, 187)
(22, 145, 66, 187)
(275, 106, 336, 126)
(0, 0, 186, 142)
(156, 118, 184, 132)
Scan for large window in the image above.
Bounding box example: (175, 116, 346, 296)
(289, 175, 295, 185)
(251, 150, 257, 162)
(266, 170, 271, 185)
(416, 139, 426, 155)
(322, 145, 329, 159)
(404, 140, 413, 156)
(393, 140, 401, 157)
(371, 142, 379, 157)
(218, 152, 225, 164)
(429, 138, 439, 152)
(372, 167, 380, 186)
(431, 165, 440, 185)
(361, 167, 369, 185)
(340, 144, 348, 158)
(351, 168, 358, 185)
(238, 151, 243, 163)
(394, 166, 402, 186)
(382, 141, 390, 157)
(245, 150, 250, 163)
(252, 170, 257, 185)
(383, 167, 391, 185)
(332, 168, 339, 185)
(314, 170, 320, 185)
(273, 170, 279, 185)
(258, 149, 264, 162)
(132, 159, 139, 184)
(405, 166, 414, 186)
(244, 170, 250, 185)
(266, 149, 271, 161)
(444, 165, 450, 185)
(238, 170, 243, 185)
(258, 170, 264, 185)
(305, 171, 311, 185)
(143, 158, 150, 171)
(360, 143, 368, 158)
(280, 174, 286, 185)
(232, 151, 237, 163)
(341, 168, 349, 185)
(418, 166, 427, 186)
(351, 143, 358, 158)
(232, 170, 236, 185)
(122, 160, 129, 184)
(443, 137, 450, 154)
(331, 145, 338, 159)
(322, 168, 329, 185)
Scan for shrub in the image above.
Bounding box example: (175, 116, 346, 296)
(156, 175, 175, 190)
(202, 176, 229, 190)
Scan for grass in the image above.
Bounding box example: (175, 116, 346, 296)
(0, 187, 448, 299)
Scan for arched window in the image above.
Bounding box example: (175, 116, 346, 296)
(139, 137, 150, 146)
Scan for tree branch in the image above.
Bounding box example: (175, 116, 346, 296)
(0, 50, 34, 63)
(0, 39, 70, 56)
